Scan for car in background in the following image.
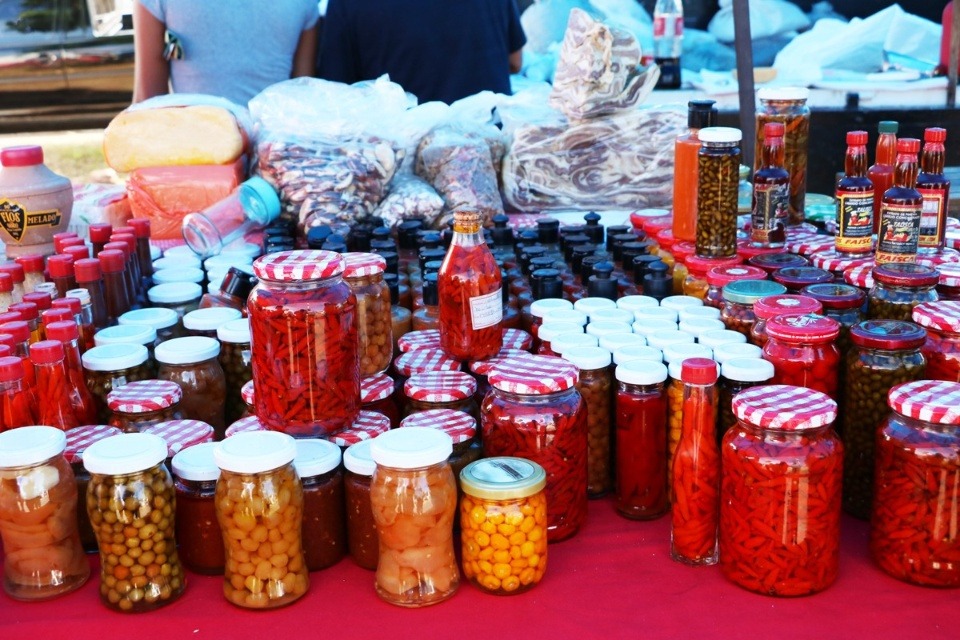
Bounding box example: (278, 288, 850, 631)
(0, 0, 134, 133)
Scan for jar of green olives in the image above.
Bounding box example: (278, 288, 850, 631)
(867, 263, 939, 322)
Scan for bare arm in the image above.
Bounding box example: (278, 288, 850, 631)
(291, 26, 318, 78)
(132, 2, 169, 102)
(509, 49, 523, 74)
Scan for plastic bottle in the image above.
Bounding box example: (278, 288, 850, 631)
(673, 100, 718, 243)
(0, 146, 73, 258)
(868, 121, 898, 236)
(653, 0, 684, 89)
(182, 177, 281, 259)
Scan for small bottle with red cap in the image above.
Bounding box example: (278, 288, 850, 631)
(103, 240, 140, 310)
(87, 223, 112, 256)
(45, 320, 88, 392)
(62, 244, 89, 263)
(98, 249, 131, 323)
(763, 313, 842, 400)
(915, 127, 950, 253)
(52, 232, 78, 254)
(0, 320, 35, 387)
(750, 122, 789, 248)
(0, 263, 25, 304)
(127, 218, 154, 286)
(30, 339, 96, 430)
(0, 145, 73, 258)
(8, 302, 41, 343)
(22, 291, 51, 314)
(53, 293, 93, 352)
(14, 254, 44, 294)
(835, 130, 875, 257)
(876, 138, 923, 265)
(0, 355, 38, 429)
(73, 258, 109, 330)
(46, 254, 77, 298)
(111, 233, 143, 303)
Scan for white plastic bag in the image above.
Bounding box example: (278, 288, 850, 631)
(708, 0, 810, 43)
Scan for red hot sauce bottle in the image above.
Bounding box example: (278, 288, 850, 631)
(835, 130, 875, 257)
(868, 120, 897, 236)
(916, 127, 950, 254)
(875, 138, 922, 266)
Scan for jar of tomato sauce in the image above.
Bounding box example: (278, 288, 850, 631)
(763, 314, 841, 400)
(171, 441, 223, 575)
(750, 294, 822, 346)
(912, 301, 960, 382)
(293, 438, 345, 572)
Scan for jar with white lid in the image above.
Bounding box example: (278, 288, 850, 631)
(585, 321, 633, 340)
(343, 439, 378, 570)
(81, 343, 153, 423)
(0, 426, 89, 600)
(632, 319, 681, 340)
(573, 296, 617, 321)
(548, 331, 599, 358)
(153, 255, 202, 272)
(528, 298, 573, 343)
(647, 330, 696, 352)
(616, 295, 659, 315)
(598, 332, 646, 355)
(152, 267, 204, 286)
(634, 306, 679, 324)
(717, 358, 775, 444)
(612, 345, 664, 366)
(94, 324, 159, 369)
(403, 371, 478, 420)
(214, 431, 308, 608)
(563, 345, 613, 497)
(712, 341, 763, 364)
(679, 317, 726, 339)
(119, 307, 180, 343)
(536, 321, 584, 357)
(107, 380, 185, 433)
(171, 441, 223, 575)
(588, 307, 635, 326)
(84, 432, 185, 611)
(293, 439, 345, 572)
(661, 295, 705, 315)
(156, 336, 227, 435)
(398, 408, 481, 490)
(370, 427, 459, 607)
(147, 282, 203, 320)
(182, 307, 242, 339)
(698, 329, 747, 352)
(662, 343, 713, 366)
(217, 318, 252, 425)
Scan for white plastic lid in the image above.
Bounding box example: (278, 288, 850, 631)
(561, 346, 611, 370)
(293, 438, 342, 478)
(661, 295, 705, 312)
(204, 254, 253, 272)
(0, 426, 66, 468)
(152, 267, 204, 285)
(94, 324, 157, 347)
(183, 307, 242, 331)
(370, 426, 452, 469)
(678, 306, 721, 322)
(219, 243, 262, 261)
(529, 298, 573, 319)
(613, 345, 663, 365)
(721, 358, 775, 383)
(588, 308, 635, 325)
(598, 332, 646, 352)
(214, 431, 297, 473)
(153, 255, 201, 271)
(668, 360, 720, 381)
(758, 86, 810, 102)
(662, 342, 714, 364)
(586, 321, 633, 338)
(616, 360, 668, 385)
(148, 282, 203, 305)
(699, 329, 748, 350)
(149, 245, 162, 261)
(550, 332, 599, 355)
(679, 318, 726, 337)
(540, 309, 588, 326)
(617, 295, 659, 313)
(155, 336, 220, 364)
(81, 343, 149, 371)
(647, 330, 696, 350)
(632, 319, 679, 337)
(83, 433, 168, 475)
(65, 288, 91, 306)
(713, 342, 763, 364)
(171, 441, 220, 481)
(573, 297, 617, 318)
(342, 438, 376, 476)
(699, 126, 743, 144)
(119, 307, 179, 331)
(163, 245, 201, 260)
(217, 318, 251, 343)
(634, 307, 679, 323)
(538, 322, 584, 343)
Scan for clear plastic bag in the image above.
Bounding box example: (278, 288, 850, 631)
(373, 174, 445, 229)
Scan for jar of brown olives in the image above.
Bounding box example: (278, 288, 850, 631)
(561, 345, 613, 497)
(82, 343, 153, 423)
(867, 263, 940, 322)
(216, 318, 251, 426)
(344, 253, 393, 377)
(720, 279, 787, 338)
(800, 283, 866, 364)
(155, 337, 227, 437)
(107, 380, 185, 433)
(695, 127, 742, 259)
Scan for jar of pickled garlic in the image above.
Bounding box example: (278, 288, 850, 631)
(84, 432, 185, 611)
(720, 384, 841, 596)
(106, 380, 184, 433)
(720, 280, 786, 338)
(155, 337, 227, 437)
(361, 372, 401, 428)
(717, 358, 774, 446)
(867, 263, 940, 322)
(64, 424, 122, 553)
(403, 371, 478, 420)
(344, 253, 393, 377)
(871, 380, 960, 587)
(683, 255, 742, 300)
(171, 441, 223, 575)
(217, 318, 252, 426)
(213, 431, 309, 608)
(459, 457, 548, 595)
(704, 265, 767, 309)
(750, 294, 822, 347)
(399, 409, 481, 487)
(248, 250, 359, 437)
(293, 438, 345, 572)
(763, 314, 841, 400)
(81, 343, 153, 423)
(343, 439, 378, 570)
(0, 426, 89, 600)
(480, 354, 587, 542)
(370, 427, 459, 607)
(912, 301, 960, 382)
(562, 346, 613, 498)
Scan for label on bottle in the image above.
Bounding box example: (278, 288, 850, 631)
(835, 190, 874, 254)
(751, 182, 789, 244)
(917, 187, 947, 248)
(876, 202, 922, 263)
(469, 289, 502, 330)
(0, 199, 62, 243)
(653, 15, 683, 38)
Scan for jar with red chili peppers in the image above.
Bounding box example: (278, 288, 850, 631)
(106, 380, 185, 433)
(750, 294, 822, 347)
(171, 442, 224, 575)
(561, 346, 613, 498)
(871, 380, 960, 587)
(912, 301, 960, 382)
(328, 411, 391, 451)
(481, 354, 588, 542)
(155, 337, 227, 437)
(614, 359, 669, 520)
(361, 372, 401, 428)
(867, 263, 940, 322)
(721, 385, 842, 596)
(771, 266, 834, 293)
(403, 371, 478, 420)
(937, 264, 960, 300)
(344, 253, 393, 377)
(248, 250, 360, 438)
(293, 438, 346, 572)
(399, 409, 481, 488)
(747, 252, 808, 275)
(683, 255, 743, 300)
(763, 314, 841, 400)
(343, 439, 377, 570)
(704, 265, 767, 309)
(717, 358, 774, 446)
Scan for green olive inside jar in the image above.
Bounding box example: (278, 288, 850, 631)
(217, 318, 252, 426)
(82, 343, 153, 423)
(867, 263, 940, 322)
(83, 432, 185, 612)
(107, 380, 185, 433)
(695, 127, 742, 259)
(155, 336, 227, 438)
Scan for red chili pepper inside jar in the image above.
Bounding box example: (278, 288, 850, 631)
(750, 294, 823, 347)
(248, 250, 359, 437)
(912, 300, 960, 382)
(480, 354, 587, 542)
(763, 313, 841, 400)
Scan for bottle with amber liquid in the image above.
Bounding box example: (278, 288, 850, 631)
(673, 100, 718, 243)
(868, 121, 897, 235)
(750, 122, 789, 248)
(438, 210, 502, 360)
(875, 138, 922, 265)
(835, 130, 874, 257)
(916, 127, 950, 254)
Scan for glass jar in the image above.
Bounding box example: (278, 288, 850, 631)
(171, 442, 223, 575)
(912, 301, 960, 382)
(747, 252, 808, 275)
(343, 440, 377, 570)
(328, 410, 391, 450)
(119, 307, 181, 343)
(459, 457, 548, 595)
(614, 360, 669, 519)
(397, 329, 442, 353)
(182, 307, 242, 339)
(704, 265, 767, 309)
(750, 294, 822, 347)
(528, 298, 574, 344)
(684, 255, 742, 300)
(0, 426, 89, 600)
(756, 88, 810, 226)
(143, 419, 215, 466)
(871, 380, 960, 586)
(938, 265, 960, 300)
(213, 431, 309, 608)
(561, 346, 613, 497)
(717, 358, 775, 446)
(106, 380, 185, 432)
(147, 282, 202, 320)
(156, 337, 227, 436)
(481, 354, 588, 542)
(720, 280, 786, 338)
(801, 283, 866, 361)
(293, 439, 346, 572)
(81, 343, 153, 423)
(344, 253, 394, 377)
(720, 384, 841, 596)
(94, 324, 159, 369)
(671, 241, 695, 295)
(361, 372, 401, 429)
(64, 424, 122, 554)
(695, 127, 742, 258)
(370, 427, 459, 607)
(772, 265, 834, 293)
(536, 322, 585, 357)
(403, 371, 478, 420)
(225, 415, 266, 438)
(398, 409, 482, 496)
(84, 433, 185, 611)
(249, 250, 359, 437)
(867, 263, 940, 322)
(764, 314, 841, 400)
(217, 318, 252, 426)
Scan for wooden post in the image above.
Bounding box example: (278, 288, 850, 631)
(732, 0, 755, 168)
(949, 0, 960, 108)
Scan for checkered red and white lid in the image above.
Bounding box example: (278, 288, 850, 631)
(253, 250, 344, 282)
(343, 252, 387, 278)
(361, 372, 395, 403)
(404, 371, 477, 402)
(912, 301, 960, 333)
(469, 348, 526, 376)
(501, 328, 534, 351)
(329, 410, 390, 447)
(810, 249, 873, 273)
(107, 380, 183, 413)
(765, 313, 840, 342)
(843, 262, 874, 289)
(225, 415, 266, 437)
(732, 384, 837, 430)
(394, 348, 461, 377)
(64, 424, 122, 464)
(399, 409, 476, 443)
(938, 263, 960, 288)
(397, 330, 441, 353)
(488, 354, 578, 394)
(888, 380, 960, 425)
(786, 234, 834, 256)
(946, 226, 960, 251)
(241, 380, 255, 406)
(916, 248, 960, 269)
(142, 419, 214, 457)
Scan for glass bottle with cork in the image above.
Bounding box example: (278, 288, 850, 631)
(673, 100, 718, 243)
(875, 138, 922, 265)
(750, 122, 789, 248)
(916, 127, 950, 254)
(835, 130, 875, 257)
(868, 121, 898, 236)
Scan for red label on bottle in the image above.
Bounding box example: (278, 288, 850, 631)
(835, 190, 874, 254)
(876, 202, 922, 264)
(653, 16, 683, 38)
(917, 187, 946, 249)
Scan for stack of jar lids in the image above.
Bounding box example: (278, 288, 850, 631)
(394, 348, 461, 377)
(404, 371, 477, 402)
(107, 380, 183, 414)
(399, 409, 476, 443)
(328, 411, 390, 448)
(142, 419, 215, 457)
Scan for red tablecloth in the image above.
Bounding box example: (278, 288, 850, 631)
(2, 498, 955, 639)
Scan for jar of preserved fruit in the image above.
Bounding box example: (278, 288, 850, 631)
(216, 318, 251, 426)
(717, 358, 774, 446)
(459, 457, 548, 595)
(756, 88, 810, 226)
(720, 279, 787, 338)
(0, 426, 89, 600)
(171, 442, 223, 575)
(867, 263, 940, 322)
(370, 427, 459, 607)
(772, 266, 834, 293)
(704, 265, 767, 309)
(399, 409, 481, 488)
(344, 253, 393, 377)
(119, 307, 180, 343)
(696, 127, 742, 258)
(106, 380, 185, 433)
(64, 424, 122, 553)
(156, 337, 227, 436)
(328, 410, 391, 450)
(403, 371, 478, 420)
(397, 329, 441, 353)
(481, 354, 587, 541)
(684, 255, 743, 299)
(213, 431, 309, 608)
(361, 372, 401, 428)
(248, 250, 359, 437)
(750, 294, 822, 347)
(343, 439, 377, 570)
(84, 432, 185, 611)
(147, 282, 203, 320)
(293, 438, 345, 572)
(764, 314, 841, 400)
(871, 380, 960, 587)
(81, 343, 153, 423)
(721, 384, 841, 595)
(182, 307, 242, 339)
(561, 346, 613, 497)
(748, 252, 808, 275)
(912, 301, 960, 382)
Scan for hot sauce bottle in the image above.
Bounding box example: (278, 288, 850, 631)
(835, 130, 874, 257)
(916, 127, 950, 254)
(868, 121, 897, 235)
(750, 122, 789, 248)
(875, 138, 922, 265)
(438, 210, 503, 361)
(673, 100, 718, 243)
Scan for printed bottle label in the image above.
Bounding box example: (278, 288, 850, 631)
(0, 200, 62, 243)
(835, 190, 874, 254)
(469, 289, 502, 330)
(751, 182, 789, 244)
(876, 202, 922, 263)
(917, 187, 946, 248)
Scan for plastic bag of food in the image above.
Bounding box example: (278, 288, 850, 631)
(373, 174, 445, 228)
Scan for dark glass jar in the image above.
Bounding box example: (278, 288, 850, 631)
(342, 440, 378, 570)
(867, 263, 939, 322)
(171, 442, 224, 574)
(720, 280, 786, 338)
(156, 337, 227, 437)
(716, 358, 775, 446)
(294, 439, 346, 572)
(763, 313, 841, 400)
(801, 283, 866, 360)
(217, 318, 252, 426)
